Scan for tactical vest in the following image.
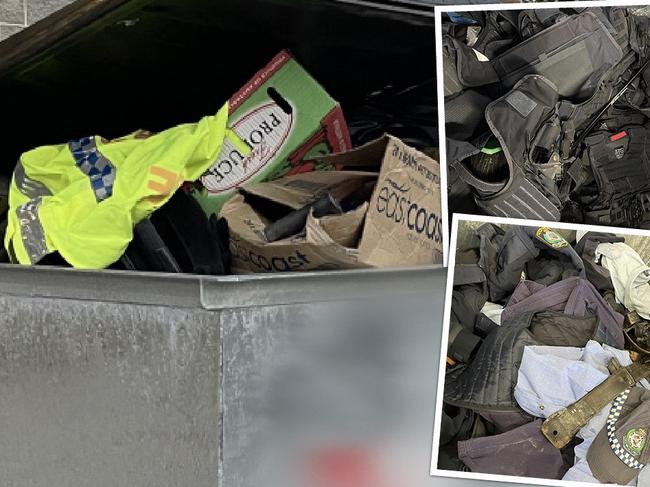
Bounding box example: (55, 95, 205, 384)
(445, 304, 624, 412)
(5, 103, 248, 269)
(445, 7, 650, 226)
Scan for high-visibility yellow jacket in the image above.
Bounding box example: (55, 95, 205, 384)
(6, 103, 247, 269)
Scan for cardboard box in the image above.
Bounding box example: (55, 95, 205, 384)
(220, 135, 443, 273)
(193, 50, 352, 215)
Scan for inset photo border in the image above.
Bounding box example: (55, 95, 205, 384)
(435, 1, 650, 238)
(431, 212, 650, 487)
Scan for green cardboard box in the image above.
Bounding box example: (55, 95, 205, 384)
(194, 50, 352, 215)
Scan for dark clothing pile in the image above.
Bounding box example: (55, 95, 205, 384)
(440, 223, 650, 484)
(444, 7, 650, 229)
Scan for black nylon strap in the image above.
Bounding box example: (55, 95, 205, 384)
(448, 324, 483, 364)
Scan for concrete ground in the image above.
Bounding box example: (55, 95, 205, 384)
(0, 0, 73, 40)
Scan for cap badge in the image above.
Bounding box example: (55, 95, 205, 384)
(624, 428, 647, 457)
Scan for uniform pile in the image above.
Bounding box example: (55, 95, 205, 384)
(440, 223, 650, 485)
(0, 54, 440, 274)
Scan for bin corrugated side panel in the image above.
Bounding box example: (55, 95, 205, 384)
(0, 290, 220, 487)
(0, 265, 446, 487)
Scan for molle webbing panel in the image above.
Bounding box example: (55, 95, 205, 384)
(474, 170, 561, 221)
(584, 125, 650, 209)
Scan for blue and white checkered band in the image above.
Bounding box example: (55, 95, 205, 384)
(68, 137, 115, 202)
(607, 389, 646, 470)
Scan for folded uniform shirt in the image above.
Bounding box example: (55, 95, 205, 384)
(595, 242, 650, 320)
(515, 341, 643, 418)
(502, 277, 624, 348)
(514, 341, 650, 484)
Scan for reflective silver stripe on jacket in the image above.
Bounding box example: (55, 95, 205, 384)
(13, 160, 52, 198)
(69, 137, 116, 202)
(16, 197, 48, 264)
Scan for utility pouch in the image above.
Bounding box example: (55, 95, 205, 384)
(584, 192, 650, 228)
(583, 125, 650, 210)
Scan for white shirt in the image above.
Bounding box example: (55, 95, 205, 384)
(595, 242, 650, 320)
(514, 341, 650, 483)
(480, 302, 504, 325)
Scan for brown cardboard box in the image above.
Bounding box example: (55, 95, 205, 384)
(219, 135, 443, 273)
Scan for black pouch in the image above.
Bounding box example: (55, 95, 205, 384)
(518, 8, 566, 39)
(458, 12, 623, 100)
(584, 192, 650, 228)
(472, 10, 520, 59)
(583, 125, 650, 209)
(579, 125, 650, 227)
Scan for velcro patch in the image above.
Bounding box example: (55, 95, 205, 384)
(506, 91, 537, 118)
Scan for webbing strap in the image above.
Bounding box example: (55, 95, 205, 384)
(542, 361, 650, 448)
(448, 326, 482, 364)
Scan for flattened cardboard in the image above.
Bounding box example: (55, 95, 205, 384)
(220, 171, 374, 273)
(220, 135, 443, 273)
(359, 136, 443, 266)
(312, 135, 443, 265)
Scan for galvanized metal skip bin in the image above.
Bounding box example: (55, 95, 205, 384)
(0, 2, 449, 486)
(0, 265, 444, 487)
